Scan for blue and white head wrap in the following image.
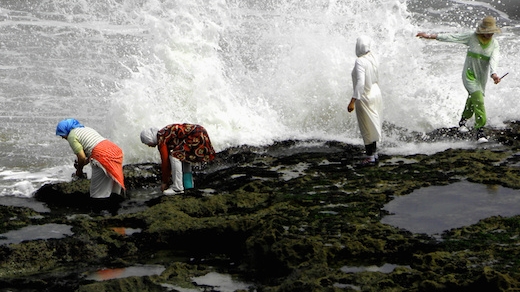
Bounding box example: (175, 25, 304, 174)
(56, 118, 84, 137)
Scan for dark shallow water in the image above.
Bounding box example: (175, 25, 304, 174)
(382, 180, 520, 235)
(0, 223, 73, 245)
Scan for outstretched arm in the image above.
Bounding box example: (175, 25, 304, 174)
(416, 32, 438, 40)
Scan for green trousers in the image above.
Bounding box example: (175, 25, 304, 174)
(461, 91, 486, 130)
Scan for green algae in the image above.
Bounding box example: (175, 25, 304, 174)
(0, 205, 39, 234)
(3, 126, 520, 290)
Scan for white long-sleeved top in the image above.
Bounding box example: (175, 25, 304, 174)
(351, 42, 379, 100)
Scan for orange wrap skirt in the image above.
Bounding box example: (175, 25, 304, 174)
(90, 140, 125, 190)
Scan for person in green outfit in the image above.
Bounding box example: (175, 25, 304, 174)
(417, 16, 503, 143)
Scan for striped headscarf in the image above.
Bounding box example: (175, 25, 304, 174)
(56, 118, 84, 136)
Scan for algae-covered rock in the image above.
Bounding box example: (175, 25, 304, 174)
(33, 179, 92, 210)
(3, 124, 520, 291)
(0, 205, 40, 233)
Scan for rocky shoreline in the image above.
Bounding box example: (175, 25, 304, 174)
(2, 122, 520, 291)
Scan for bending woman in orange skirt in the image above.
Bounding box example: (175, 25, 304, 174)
(56, 118, 125, 198)
(140, 123, 216, 195)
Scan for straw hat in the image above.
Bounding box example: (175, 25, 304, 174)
(476, 16, 501, 34)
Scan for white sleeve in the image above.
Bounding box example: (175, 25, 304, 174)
(352, 59, 366, 100)
(489, 40, 500, 76)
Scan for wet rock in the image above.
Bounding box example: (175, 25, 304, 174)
(3, 123, 520, 290)
(0, 205, 40, 234)
(33, 179, 91, 210)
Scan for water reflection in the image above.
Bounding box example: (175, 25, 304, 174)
(191, 272, 253, 292)
(84, 265, 165, 281)
(0, 196, 50, 213)
(381, 181, 520, 235)
(110, 227, 142, 236)
(0, 223, 73, 245)
(340, 263, 408, 274)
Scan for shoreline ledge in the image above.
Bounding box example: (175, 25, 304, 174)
(2, 122, 520, 291)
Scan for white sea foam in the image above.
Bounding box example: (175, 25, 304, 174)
(0, 0, 518, 196)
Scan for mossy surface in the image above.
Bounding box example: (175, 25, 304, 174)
(2, 124, 520, 291)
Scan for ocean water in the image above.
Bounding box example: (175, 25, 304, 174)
(0, 0, 519, 197)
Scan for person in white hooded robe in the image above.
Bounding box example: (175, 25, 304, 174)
(348, 36, 382, 166)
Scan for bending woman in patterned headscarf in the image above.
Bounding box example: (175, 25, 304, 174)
(56, 118, 125, 199)
(140, 124, 216, 195)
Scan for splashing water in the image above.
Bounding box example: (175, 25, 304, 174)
(0, 0, 519, 196)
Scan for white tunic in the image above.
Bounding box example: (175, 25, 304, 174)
(351, 36, 382, 145)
